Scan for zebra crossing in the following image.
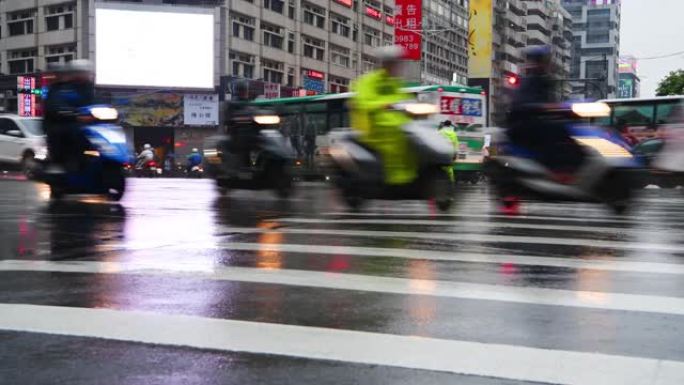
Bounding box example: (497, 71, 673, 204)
(0, 180, 683, 385)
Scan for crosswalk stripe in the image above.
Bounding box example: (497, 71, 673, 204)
(157, 242, 684, 275)
(322, 211, 681, 225)
(0, 303, 682, 385)
(2, 260, 683, 315)
(216, 226, 684, 253)
(277, 217, 668, 235)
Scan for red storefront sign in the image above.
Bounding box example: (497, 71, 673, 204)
(305, 69, 325, 80)
(334, 0, 352, 8)
(394, 0, 422, 60)
(365, 6, 381, 19)
(385, 15, 394, 25)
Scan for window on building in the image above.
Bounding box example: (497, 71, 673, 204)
(330, 13, 350, 38)
(586, 32, 609, 44)
(231, 13, 255, 41)
(45, 2, 75, 32)
(330, 44, 351, 68)
(45, 44, 76, 65)
(287, 68, 294, 87)
(329, 76, 349, 93)
(262, 59, 284, 84)
(362, 25, 380, 47)
(264, 0, 285, 14)
(303, 3, 326, 28)
(585, 60, 606, 79)
(288, 33, 296, 53)
(302, 35, 325, 60)
(288, 0, 295, 19)
(8, 48, 37, 74)
(262, 22, 284, 49)
(8, 9, 36, 36)
(229, 51, 255, 78)
(361, 55, 376, 72)
(382, 32, 393, 46)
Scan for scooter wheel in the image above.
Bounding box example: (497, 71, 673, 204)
(50, 185, 64, 200)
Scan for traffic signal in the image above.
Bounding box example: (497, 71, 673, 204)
(506, 74, 519, 86)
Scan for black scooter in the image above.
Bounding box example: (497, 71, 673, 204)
(329, 101, 455, 211)
(204, 110, 294, 198)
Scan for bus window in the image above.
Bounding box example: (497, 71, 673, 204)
(655, 101, 684, 126)
(613, 103, 654, 127)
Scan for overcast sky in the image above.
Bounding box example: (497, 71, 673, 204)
(620, 0, 684, 97)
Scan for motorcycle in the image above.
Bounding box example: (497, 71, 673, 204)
(204, 110, 294, 198)
(135, 159, 160, 178)
(486, 102, 642, 214)
(38, 105, 130, 201)
(187, 164, 204, 178)
(329, 101, 455, 211)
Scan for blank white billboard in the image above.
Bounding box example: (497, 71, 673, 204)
(96, 6, 214, 89)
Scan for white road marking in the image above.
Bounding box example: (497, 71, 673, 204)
(2, 260, 684, 315)
(216, 226, 684, 253)
(321, 211, 682, 225)
(277, 217, 653, 235)
(0, 304, 682, 385)
(163, 242, 684, 275)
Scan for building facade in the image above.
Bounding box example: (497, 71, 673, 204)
(561, 0, 621, 99)
(419, 0, 469, 85)
(468, 0, 527, 125)
(617, 54, 639, 98)
(523, 0, 573, 100)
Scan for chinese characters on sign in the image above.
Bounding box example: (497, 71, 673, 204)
(183, 94, 219, 126)
(264, 83, 281, 99)
(394, 0, 422, 60)
(440, 96, 483, 123)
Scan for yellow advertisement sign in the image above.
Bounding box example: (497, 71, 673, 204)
(468, 0, 493, 78)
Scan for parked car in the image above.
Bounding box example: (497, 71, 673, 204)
(0, 115, 46, 178)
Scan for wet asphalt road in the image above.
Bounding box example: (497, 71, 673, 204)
(0, 177, 683, 385)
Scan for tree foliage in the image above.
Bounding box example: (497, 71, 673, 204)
(656, 70, 684, 96)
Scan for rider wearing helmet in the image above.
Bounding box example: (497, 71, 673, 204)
(136, 144, 155, 168)
(223, 80, 260, 167)
(186, 147, 203, 171)
(507, 46, 583, 173)
(44, 59, 96, 171)
(350, 45, 417, 185)
(438, 120, 460, 182)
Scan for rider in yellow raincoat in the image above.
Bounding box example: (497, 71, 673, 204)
(438, 120, 460, 182)
(350, 46, 417, 185)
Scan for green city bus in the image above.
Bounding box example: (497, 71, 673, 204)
(251, 85, 488, 179)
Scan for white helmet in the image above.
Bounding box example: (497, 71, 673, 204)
(192, 148, 199, 153)
(374, 45, 405, 64)
(144, 144, 151, 150)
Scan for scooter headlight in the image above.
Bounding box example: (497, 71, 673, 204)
(571, 102, 610, 118)
(90, 107, 119, 121)
(574, 137, 633, 158)
(404, 103, 439, 116)
(254, 115, 281, 125)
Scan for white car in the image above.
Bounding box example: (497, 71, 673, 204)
(0, 115, 47, 177)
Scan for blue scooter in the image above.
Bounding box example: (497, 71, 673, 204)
(486, 102, 643, 214)
(40, 105, 130, 201)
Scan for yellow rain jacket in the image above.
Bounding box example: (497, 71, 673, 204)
(438, 126, 460, 182)
(350, 70, 417, 185)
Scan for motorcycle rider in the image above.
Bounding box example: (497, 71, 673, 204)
(438, 120, 460, 182)
(507, 46, 584, 175)
(187, 148, 203, 172)
(44, 60, 96, 172)
(350, 45, 417, 185)
(223, 80, 260, 168)
(136, 144, 155, 168)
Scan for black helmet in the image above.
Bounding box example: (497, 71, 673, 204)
(524, 46, 552, 65)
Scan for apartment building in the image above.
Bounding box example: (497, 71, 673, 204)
(419, 0, 469, 85)
(522, 0, 573, 99)
(468, 0, 527, 125)
(562, 0, 621, 99)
